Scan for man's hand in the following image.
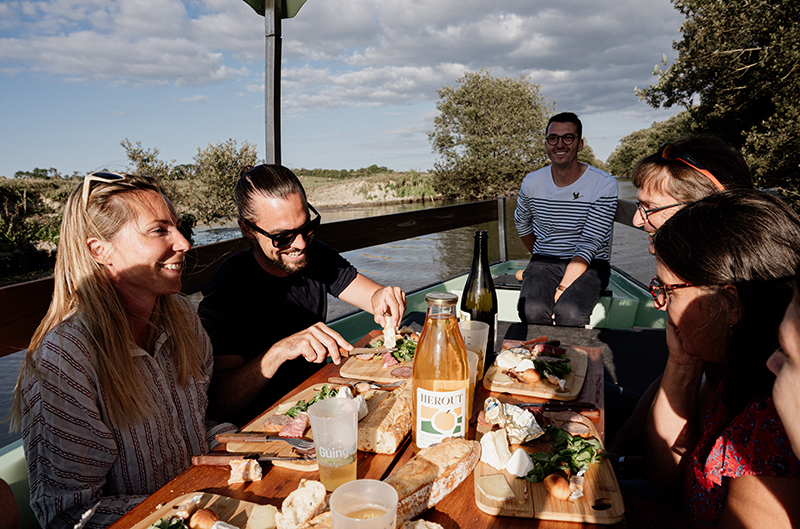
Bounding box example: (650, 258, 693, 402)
(266, 322, 352, 369)
(371, 286, 407, 329)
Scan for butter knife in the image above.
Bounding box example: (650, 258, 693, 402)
(192, 452, 313, 466)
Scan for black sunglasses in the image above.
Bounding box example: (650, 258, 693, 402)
(545, 134, 577, 146)
(659, 143, 725, 191)
(243, 204, 321, 249)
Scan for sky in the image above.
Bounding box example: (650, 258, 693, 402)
(0, 0, 688, 178)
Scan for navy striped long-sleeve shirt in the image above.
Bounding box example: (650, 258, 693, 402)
(514, 164, 618, 263)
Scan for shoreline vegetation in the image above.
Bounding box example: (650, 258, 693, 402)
(0, 169, 447, 287)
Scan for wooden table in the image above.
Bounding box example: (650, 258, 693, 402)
(109, 334, 615, 529)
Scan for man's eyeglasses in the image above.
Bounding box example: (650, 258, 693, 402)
(648, 277, 702, 308)
(82, 171, 126, 207)
(636, 201, 685, 225)
(545, 134, 577, 146)
(659, 143, 725, 192)
(243, 204, 321, 249)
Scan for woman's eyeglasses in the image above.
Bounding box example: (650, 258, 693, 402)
(648, 277, 702, 308)
(545, 134, 577, 146)
(636, 201, 685, 225)
(243, 204, 322, 249)
(659, 143, 725, 192)
(82, 171, 126, 207)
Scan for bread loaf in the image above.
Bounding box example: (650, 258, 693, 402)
(384, 437, 481, 525)
(189, 509, 219, 529)
(274, 479, 327, 529)
(543, 471, 571, 501)
(357, 382, 411, 454)
(402, 521, 444, 529)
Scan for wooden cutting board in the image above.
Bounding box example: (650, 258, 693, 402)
(131, 492, 276, 529)
(225, 383, 395, 472)
(481, 344, 589, 401)
(473, 413, 624, 524)
(339, 329, 414, 383)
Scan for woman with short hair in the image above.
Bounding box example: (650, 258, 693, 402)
(11, 173, 233, 529)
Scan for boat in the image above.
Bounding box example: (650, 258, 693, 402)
(0, 197, 665, 529)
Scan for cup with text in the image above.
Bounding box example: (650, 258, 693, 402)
(307, 398, 359, 491)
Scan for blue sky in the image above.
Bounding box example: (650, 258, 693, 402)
(0, 0, 687, 178)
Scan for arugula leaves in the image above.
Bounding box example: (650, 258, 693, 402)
(523, 426, 605, 483)
(368, 335, 417, 362)
(533, 356, 571, 379)
(285, 384, 338, 418)
(148, 518, 187, 529)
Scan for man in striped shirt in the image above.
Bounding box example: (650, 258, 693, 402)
(514, 112, 618, 327)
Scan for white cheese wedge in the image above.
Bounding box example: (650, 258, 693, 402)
(489, 371, 513, 386)
(480, 429, 512, 470)
(275, 401, 297, 415)
(505, 448, 534, 478)
(514, 358, 535, 372)
(246, 504, 277, 529)
(335, 386, 354, 400)
(495, 350, 521, 369)
(354, 394, 369, 421)
(476, 474, 515, 502)
(212, 522, 239, 529)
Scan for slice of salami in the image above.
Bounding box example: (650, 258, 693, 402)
(391, 366, 412, 379)
(264, 413, 294, 433)
(279, 411, 309, 438)
(555, 410, 584, 424)
(382, 352, 399, 368)
(355, 353, 374, 361)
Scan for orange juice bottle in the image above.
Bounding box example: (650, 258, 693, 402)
(411, 292, 471, 451)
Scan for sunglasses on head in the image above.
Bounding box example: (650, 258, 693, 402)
(659, 143, 725, 192)
(82, 171, 127, 207)
(243, 204, 321, 249)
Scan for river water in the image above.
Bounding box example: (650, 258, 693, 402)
(0, 179, 652, 449)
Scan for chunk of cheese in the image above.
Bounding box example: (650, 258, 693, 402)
(211, 522, 239, 529)
(476, 474, 515, 502)
(495, 350, 521, 370)
(489, 371, 513, 386)
(480, 429, 512, 470)
(514, 358, 535, 372)
(246, 504, 277, 529)
(505, 448, 534, 478)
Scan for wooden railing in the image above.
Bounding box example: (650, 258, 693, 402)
(0, 199, 508, 358)
(0, 197, 637, 359)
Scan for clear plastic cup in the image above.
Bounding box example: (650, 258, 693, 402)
(459, 320, 490, 381)
(307, 398, 359, 491)
(330, 479, 398, 529)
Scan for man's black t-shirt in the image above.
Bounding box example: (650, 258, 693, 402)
(198, 239, 358, 425)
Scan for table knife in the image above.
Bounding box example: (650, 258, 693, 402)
(517, 401, 601, 418)
(192, 453, 312, 466)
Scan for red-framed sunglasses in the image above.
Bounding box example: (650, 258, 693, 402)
(659, 143, 725, 192)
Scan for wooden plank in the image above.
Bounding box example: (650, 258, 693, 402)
(0, 276, 53, 358)
(482, 348, 588, 401)
(131, 492, 276, 529)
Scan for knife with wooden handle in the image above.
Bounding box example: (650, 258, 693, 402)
(192, 453, 312, 466)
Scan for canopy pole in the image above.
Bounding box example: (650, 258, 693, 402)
(264, 0, 281, 164)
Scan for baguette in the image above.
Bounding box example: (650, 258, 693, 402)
(384, 437, 481, 525)
(274, 479, 327, 529)
(543, 471, 571, 501)
(357, 382, 412, 454)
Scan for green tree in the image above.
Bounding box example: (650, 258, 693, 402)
(193, 139, 258, 223)
(636, 0, 800, 190)
(121, 139, 177, 182)
(606, 111, 695, 176)
(428, 69, 556, 198)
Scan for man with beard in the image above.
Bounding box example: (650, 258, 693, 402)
(199, 164, 406, 425)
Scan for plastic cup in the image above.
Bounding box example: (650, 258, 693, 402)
(459, 320, 490, 381)
(307, 398, 359, 491)
(330, 479, 398, 529)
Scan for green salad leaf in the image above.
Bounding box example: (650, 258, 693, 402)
(148, 518, 187, 529)
(285, 384, 338, 418)
(533, 355, 571, 378)
(523, 425, 605, 483)
(368, 335, 417, 362)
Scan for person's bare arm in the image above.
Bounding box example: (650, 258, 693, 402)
(207, 322, 351, 418)
(520, 233, 535, 254)
(553, 256, 589, 302)
(719, 475, 800, 528)
(338, 273, 406, 329)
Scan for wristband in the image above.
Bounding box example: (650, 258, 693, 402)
(556, 284, 567, 292)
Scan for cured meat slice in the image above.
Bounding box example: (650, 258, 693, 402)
(279, 411, 310, 438)
(391, 366, 413, 379)
(531, 343, 568, 357)
(382, 351, 399, 368)
(264, 413, 294, 433)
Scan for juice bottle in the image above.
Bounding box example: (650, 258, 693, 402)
(411, 292, 471, 451)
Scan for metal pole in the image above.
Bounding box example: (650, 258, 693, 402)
(264, 0, 281, 164)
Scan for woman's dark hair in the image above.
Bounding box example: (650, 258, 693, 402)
(632, 134, 753, 200)
(234, 164, 307, 221)
(653, 189, 800, 415)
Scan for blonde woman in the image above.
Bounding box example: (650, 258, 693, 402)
(11, 173, 233, 529)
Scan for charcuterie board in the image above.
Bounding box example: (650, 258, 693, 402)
(131, 492, 276, 529)
(473, 412, 624, 524)
(482, 341, 589, 401)
(225, 383, 395, 472)
(339, 329, 414, 383)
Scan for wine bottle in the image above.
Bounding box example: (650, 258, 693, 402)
(460, 230, 498, 373)
(412, 292, 470, 451)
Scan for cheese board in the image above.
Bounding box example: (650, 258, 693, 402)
(482, 340, 589, 401)
(225, 383, 395, 472)
(131, 492, 277, 529)
(473, 411, 624, 524)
